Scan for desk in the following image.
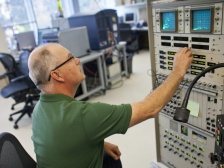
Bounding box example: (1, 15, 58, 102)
(131, 27, 148, 31)
(100, 42, 129, 88)
(75, 52, 105, 100)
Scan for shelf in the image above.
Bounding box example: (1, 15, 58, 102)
(117, 2, 147, 8)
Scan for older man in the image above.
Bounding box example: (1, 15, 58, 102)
(28, 43, 193, 168)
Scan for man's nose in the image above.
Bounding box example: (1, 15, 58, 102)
(75, 57, 80, 64)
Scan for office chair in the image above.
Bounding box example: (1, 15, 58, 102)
(118, 23, 139, 54)
(0, 53, 18, 81)
(0, 50, 39, 129)
(0, 53, 26, 110)
(0, 132, 36, 168)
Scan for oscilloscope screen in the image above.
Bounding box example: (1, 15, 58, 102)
(160, 11, 177, 32)
(191, 8, 213, 33)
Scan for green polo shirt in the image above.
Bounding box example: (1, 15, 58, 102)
(32, 93, 132, 168)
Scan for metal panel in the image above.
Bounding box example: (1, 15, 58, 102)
(147, 0, 224, 167)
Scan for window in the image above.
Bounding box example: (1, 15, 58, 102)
(79, 0, 115, 13)
(0, 0, 37, 51)
(0, 0, 105, 52)
(32, 0, 58, 29)
(0, 0, 62, 52)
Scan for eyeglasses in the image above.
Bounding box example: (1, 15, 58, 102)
(48, 53, 74, 81)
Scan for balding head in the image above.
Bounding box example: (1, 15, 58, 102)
(28, 43, 67, 90)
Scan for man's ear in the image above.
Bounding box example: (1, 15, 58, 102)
(50, 71, 65, 82)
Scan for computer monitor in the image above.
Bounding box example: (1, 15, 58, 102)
(160, 10, 177, 32)
(190, 8, 213, 33)
(123, 12, 136, 24)
(37, 27, 59, 45)
(15, 31, 37, 50)
(58, 27, 90, 58)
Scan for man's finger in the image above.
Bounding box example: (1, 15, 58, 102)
(110, 151, 120, 160)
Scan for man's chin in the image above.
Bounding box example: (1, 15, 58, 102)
(82, 75, 86, 80)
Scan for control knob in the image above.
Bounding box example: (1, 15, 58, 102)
(215, 17, 220, 21)
(210, 153, 218, 164)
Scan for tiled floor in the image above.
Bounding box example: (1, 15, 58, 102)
(0, 50, 157, 168)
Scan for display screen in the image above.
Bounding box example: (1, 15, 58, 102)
(125, 13, 134, 21)
(191, 8, 213, 33)
(192, 131, 207, 144)
(38, 27, 59, 45)
(15, 31, 37, 50)
(181, 125, 188, 136)
(160, 11, 176, 32)
(124, 13, 136, 24)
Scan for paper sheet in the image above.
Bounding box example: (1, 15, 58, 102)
(187, 100, 200, 117)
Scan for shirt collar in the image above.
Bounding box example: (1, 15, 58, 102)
(39, 93, 76, 102)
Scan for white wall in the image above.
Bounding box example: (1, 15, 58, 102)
(0, 24, 9, 89)
(0, 63, 8, 90)
(114, 4, 148, 24)
(139, 7, 147, 21)
(116, 6, 140, 18)
(0, 25, 9, 54)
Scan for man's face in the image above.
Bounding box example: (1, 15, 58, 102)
(52, 45, 86, 87)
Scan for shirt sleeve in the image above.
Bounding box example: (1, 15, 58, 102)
(80, 102, 132, 144)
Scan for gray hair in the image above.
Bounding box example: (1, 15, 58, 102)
(29, 48, 58, 90)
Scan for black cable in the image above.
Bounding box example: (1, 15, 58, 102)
(146, 69, 162, 93)
(182, 63, 224, 108)
(174, 63, 224, 123)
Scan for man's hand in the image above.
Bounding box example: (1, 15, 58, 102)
(129, 47, 193, 127)
(173, 47, 193, 77)
(104, 141, 121, 160)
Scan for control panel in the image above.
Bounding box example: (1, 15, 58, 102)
(151, 1, 224, 168)
(159, 114, 215, 168)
